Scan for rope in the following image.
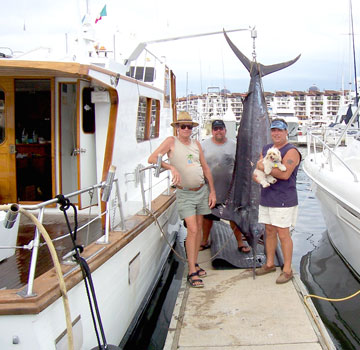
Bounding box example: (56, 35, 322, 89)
(303, 290, 360, 350)
(304, 289, 360, 304)
(0, 204, 74, 350)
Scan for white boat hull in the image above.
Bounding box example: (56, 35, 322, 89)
(304, 144, 360, 277)
(0, 202, 179, 349)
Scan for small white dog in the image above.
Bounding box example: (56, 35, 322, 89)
(253, 147, 286, 188)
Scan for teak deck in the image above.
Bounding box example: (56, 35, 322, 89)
(0, 192, 175, 315)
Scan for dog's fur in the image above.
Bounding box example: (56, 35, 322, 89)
(253, 147, 286, 188)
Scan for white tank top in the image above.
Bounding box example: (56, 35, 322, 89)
(169, 137, 204, 188)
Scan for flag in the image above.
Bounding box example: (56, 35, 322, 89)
(95, 5, 107, 24)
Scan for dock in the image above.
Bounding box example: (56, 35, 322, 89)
(164, 248, 335, 350)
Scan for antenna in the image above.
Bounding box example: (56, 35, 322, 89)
(251, 27, 257, 61)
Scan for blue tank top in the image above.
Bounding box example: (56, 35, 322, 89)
(260, 143, 301, 207)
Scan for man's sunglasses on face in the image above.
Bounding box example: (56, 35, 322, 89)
(180, 124, 193, 130)
(213, 126, 224, 131)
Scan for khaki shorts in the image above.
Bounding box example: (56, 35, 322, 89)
(258, 205, 298, 228)
(176, 185, 211, 220)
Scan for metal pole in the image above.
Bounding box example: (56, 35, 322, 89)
(26, 207, 45, 297)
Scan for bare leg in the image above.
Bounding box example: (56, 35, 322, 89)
(195, 215, 204, 260)
(201, 217, 212, 247)
(184, 215, 204, 285)
(230, 221, 250, 251)
(277, 227, 293, 274)
(264, 224, 278, 267)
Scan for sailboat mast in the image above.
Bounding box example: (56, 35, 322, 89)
(350, 0, 358, 106)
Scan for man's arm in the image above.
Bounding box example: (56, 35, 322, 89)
(148, 137, 181, 185)
(196, 140, 216, 208)
(270, 148, 300, 180)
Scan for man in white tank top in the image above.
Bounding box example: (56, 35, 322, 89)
(148, 111, 216, 288)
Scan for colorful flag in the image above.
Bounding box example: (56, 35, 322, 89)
(95, 5, 107, 24)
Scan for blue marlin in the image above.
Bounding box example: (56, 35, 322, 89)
(212, 30, 300, 273)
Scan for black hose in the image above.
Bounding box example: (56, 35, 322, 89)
(56, 194, 109, 349)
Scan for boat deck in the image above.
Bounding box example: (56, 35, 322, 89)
(0, 213, 102, 290)
(164, 249, 335, 350)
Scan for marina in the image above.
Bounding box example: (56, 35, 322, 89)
(0, 1, 360, 349)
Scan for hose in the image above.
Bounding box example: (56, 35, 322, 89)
(0, 205, 74, 350)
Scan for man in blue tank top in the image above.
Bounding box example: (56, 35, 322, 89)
(253, 118, 301, 284)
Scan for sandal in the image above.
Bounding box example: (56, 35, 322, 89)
(195, 263, 207, 277)
(187, 272, 204, 288)
(238, 245, 251, 253)
(199, 243, 211, 251)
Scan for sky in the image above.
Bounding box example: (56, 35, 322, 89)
(1, 0, 360, 97)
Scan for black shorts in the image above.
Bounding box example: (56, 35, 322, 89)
(203, 213, 220, 221)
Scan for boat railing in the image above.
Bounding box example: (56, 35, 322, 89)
(125, 47, 164, 85)
(306, 132, 358, 183)
(333, 104, 360, 150)
(137, 155, 172, 214)
(6, 178, 124, 298)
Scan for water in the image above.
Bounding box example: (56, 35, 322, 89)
(125, 146, 360, 349)
(294, 147, 360, 350)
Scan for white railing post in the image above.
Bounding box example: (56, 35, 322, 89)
(148, 169, 152, 211)
(115, 180, 126, 231)
(25, 207, 45, 297)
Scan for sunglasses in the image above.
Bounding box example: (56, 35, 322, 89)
(180, 124, 193, 130)
(213, 126, 224, 131)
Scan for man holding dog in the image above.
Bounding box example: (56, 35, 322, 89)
(253, 118, 301, 284)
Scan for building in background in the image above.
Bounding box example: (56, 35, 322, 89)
(177, 86, 355, 135)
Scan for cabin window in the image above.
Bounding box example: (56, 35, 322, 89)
(150, 99, 160, 139)
(82, 87, 95, 133)
(135, 67, 144, 80)
(144, 67, 155, 82)
(136, 97, 161, 142)
(126, 66, 155, 82)
(0, 90, 5, 144)
(136, 97, 147, 142)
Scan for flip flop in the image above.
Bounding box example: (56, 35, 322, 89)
(238, 245, 251, 253)
(199, 243, 211, 251)
(195, 263, 207, 277)
(187, 272, 204, 288)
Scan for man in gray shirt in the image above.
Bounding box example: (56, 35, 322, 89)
(200, 120, 250, 253)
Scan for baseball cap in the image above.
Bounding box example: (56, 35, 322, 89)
(211, 120, 226, 129)
(270, 119, 288, 130)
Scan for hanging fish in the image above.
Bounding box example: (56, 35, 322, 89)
(212, 29, 301, 275)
